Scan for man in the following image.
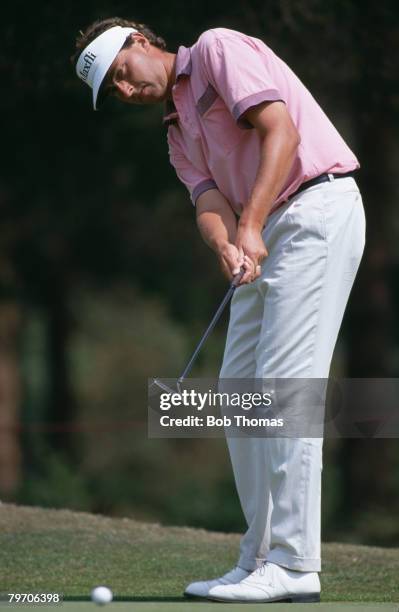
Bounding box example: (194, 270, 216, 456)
(72, 18, 365, 603)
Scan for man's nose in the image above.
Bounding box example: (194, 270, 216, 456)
(115, 80, 134, 99)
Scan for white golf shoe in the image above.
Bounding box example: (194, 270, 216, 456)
(208, 561, 321, 603)
(184, 565, 250, 599)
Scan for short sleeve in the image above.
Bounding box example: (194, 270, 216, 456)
(199, 32, 285, 128)
(167, 126, 217, 205)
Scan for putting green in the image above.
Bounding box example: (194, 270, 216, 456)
(7, 602, 399, 611)
(2, 505, 398, 604)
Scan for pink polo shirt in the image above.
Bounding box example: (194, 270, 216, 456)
(164, 28, 359, 216)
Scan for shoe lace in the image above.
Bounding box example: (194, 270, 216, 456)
(254, 562, 267, 576)
(253, 562, 273, 585)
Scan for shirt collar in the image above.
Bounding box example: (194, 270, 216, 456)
(163, 46, 192, 127)
(175, 45, 192, 79)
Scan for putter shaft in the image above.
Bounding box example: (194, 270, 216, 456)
(178, 268, 245, 384)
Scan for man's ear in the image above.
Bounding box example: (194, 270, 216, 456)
(131, 32, 150, 51)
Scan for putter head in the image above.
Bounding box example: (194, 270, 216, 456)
(148, 378, 183, 416)
(149, 378, 177, 396)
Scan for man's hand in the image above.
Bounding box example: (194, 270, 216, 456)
(195, 189, 264, 285)
(235, 225, 268, 280)
(218, 242, 258, 285)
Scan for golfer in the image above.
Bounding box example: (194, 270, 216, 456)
(72, 18, 365, 603)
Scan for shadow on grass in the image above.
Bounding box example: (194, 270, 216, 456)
(65, 596, 187, 602)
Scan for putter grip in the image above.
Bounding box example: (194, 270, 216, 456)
(231, 266, 246, 287)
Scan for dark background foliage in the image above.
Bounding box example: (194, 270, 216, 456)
(1, 0, 399, 546)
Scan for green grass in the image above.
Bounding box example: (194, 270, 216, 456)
(4, 604, 399, 612)
(0, 503, 398, 606)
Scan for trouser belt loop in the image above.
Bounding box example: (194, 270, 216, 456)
(327, 173, 335, 181)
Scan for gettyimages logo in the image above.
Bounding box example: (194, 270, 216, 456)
(148, 378, 399, 439)
(79, 52, 96, 81)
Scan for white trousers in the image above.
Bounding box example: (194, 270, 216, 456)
(220, 176, 366, 573)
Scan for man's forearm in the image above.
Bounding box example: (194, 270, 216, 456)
(196, 188, 238, 252)
(239, 125, 300, 231)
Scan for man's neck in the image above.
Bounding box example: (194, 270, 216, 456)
(163, 51, 177, 100)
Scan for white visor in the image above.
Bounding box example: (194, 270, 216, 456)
(76, 26, 137, 110)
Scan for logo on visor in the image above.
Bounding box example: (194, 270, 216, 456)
(79, 52, 96, 81)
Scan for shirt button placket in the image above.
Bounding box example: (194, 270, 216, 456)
(174, 87, 197, 137)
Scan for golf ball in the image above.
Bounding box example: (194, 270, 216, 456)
(91, 586, 113, 605)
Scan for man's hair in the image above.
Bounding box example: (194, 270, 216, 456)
(70, 16, 167, 66)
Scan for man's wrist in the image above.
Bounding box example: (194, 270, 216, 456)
(216, 240, 231, 256)
(238, 214, 264, 233)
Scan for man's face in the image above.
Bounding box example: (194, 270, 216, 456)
(103, 34, 169, 105)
